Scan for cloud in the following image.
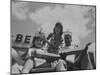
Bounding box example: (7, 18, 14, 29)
(12, 1, 29, 20)
(29, 5, 95, 45)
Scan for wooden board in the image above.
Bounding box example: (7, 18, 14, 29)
(35, 50, 60, 62)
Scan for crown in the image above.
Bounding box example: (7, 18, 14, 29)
(64, 30, 72, 35)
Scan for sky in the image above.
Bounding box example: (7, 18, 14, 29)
(11, 0, 96, 49)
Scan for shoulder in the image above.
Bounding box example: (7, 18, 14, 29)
(28, 48, 36, 52)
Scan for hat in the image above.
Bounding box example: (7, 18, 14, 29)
(35, 31, 45, 38)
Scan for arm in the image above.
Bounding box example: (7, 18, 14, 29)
(12, 48, 25, 65)
(22, 59, 34, 73)
(47, 33, 53, 40)
(22, 48, 36, 73)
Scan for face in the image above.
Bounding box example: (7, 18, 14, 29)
(64, 34, 72, 47)
(55, 25, 61, 34)
(34, 38, 43, 48)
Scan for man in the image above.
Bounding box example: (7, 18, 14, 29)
(11, 48, 25, 74)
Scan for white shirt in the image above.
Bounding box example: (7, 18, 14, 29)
(28, 48, 46, 67)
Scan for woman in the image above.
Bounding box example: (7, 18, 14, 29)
(47, 22, 63, 54)
(45, 22, 67, 71)
(22, 35, 47, 73)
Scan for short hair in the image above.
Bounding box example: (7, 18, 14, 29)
(31, 36, 44, 48)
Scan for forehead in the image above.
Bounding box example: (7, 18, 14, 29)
(35, 37, 43, 41)
(65, 34, 72, 38)
(55, 25, 61, 28)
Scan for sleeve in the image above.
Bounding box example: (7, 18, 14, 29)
(28, 48, 35, 57)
